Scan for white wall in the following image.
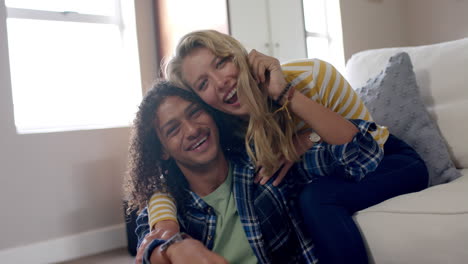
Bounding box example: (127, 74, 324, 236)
(340, 0, 468, 61)
(405, 0, 468, 46)
(340, 0, 407, 61)
(0, 0, 157, 261)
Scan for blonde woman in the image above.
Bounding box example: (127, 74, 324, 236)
(145, 30, 428, 264)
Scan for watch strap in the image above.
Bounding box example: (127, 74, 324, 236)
(143, 239, 163, 264)
(159, 232, 187, 252)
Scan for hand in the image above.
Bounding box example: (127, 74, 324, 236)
(135, 229, 170, 264)
(165, 238, 229, 264)
(255, 158, 294, 187)
(135, 220, 179, 263)
(153, 220, 180, 240)
(248, 49, 287, 100)
(293, 130, 316, 156)
(254, 130, 315, 186)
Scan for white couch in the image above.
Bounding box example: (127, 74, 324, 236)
(347, 38, 468, 264)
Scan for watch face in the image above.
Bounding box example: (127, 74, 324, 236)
(308, 132, 321, 143)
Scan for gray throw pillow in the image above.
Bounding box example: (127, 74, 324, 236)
(356, 52, 461, 186)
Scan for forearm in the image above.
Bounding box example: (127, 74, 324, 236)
(301, 119, 383, 181)
(288, 90, 358, 144)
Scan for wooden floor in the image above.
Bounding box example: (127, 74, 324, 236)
(57, 248, 135, 264)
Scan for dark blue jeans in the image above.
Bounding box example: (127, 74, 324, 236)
(299, 134, 429, 264)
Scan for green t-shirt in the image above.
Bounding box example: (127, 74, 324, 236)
(202, 163, 257, 264)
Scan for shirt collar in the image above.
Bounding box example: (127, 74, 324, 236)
(183, 156, 254, 210)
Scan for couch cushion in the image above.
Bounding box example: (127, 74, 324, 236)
(356, 52, 460, 185)
(354, 170, 468, 264)
(345, 38, 468, 169)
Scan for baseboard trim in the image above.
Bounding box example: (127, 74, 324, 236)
(0, 223, 127, 264)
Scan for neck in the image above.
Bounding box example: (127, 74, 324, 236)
(177, 153, 229, 197)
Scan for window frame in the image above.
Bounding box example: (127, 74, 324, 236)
(302, 0, 345, 72)
(4, 0, 143, 134)
(6, 0, 123, 26)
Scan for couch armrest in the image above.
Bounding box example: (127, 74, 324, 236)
(354, 170, 468, 264)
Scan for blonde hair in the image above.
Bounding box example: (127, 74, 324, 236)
(165, 30, 298, 176)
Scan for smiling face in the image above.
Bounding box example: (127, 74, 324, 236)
(154, 96, 223, 171)
(181, 47, 250, 117)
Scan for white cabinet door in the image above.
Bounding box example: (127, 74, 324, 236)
(228, 0, 272, 55)
(268, 0, 307, 62)
(228, 0, 307, 62)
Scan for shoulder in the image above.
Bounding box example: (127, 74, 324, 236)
(229, 156, 255, 180)
(281, 58, 317, 69)
(281, 58, 334, 70)
(281, 58, 337, 84)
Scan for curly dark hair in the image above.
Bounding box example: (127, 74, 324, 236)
(124, 80, 242, 215)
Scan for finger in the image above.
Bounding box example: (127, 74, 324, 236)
(273, 161, 294, 186)
(260, 158, 286, 185)
(137, 230, 173, 264)
(258, 157, 285, 185)
(254, 174, 261, 184)
(254, 166, 262, 183)
(257, 62, 266, 83)
(248, 49, 257, 58)
(251, 57, 262, 84)
(252, 53, 271, 84)
(260, 175, 270, 185)
(250, 50, 269, 85)
(135, 237, 150, 264)
(152, 229, 165, 239)
(248, 50, 260, 82)
(258, 167, 272, 185)
(160, 229, 177, 240)
(135, 250, 143, 264)
(259, 173, 273, 185)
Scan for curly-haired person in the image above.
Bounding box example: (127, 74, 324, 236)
(124, 80, 391, 264)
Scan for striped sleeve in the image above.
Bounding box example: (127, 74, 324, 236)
(281, 59, 389, 148)
(148, 192, 178, 230)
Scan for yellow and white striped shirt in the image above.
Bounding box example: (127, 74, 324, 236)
(147, 58, 389, 228)
(282, 58, 388, 147)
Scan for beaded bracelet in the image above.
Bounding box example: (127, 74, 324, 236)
(275, 82, 293, 104)
(273, 83, 295, 119)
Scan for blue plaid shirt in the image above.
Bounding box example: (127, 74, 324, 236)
(136, 119, 382, 264)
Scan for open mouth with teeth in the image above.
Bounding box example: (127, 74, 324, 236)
(187, 132, 210, 152)
(223, 87, 238, 105)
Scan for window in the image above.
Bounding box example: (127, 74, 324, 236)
(302, 0, 345, 72)
(5, 0, 141, 133)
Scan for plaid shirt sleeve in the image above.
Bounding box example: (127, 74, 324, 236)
(135, 207, 166, 264)
(300, 119, 384, 181)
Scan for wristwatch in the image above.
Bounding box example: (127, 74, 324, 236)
(308, 132, 321, 143)
(159, 232, 187, 253)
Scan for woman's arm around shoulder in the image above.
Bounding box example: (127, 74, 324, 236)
(299, 119, 384, 182)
